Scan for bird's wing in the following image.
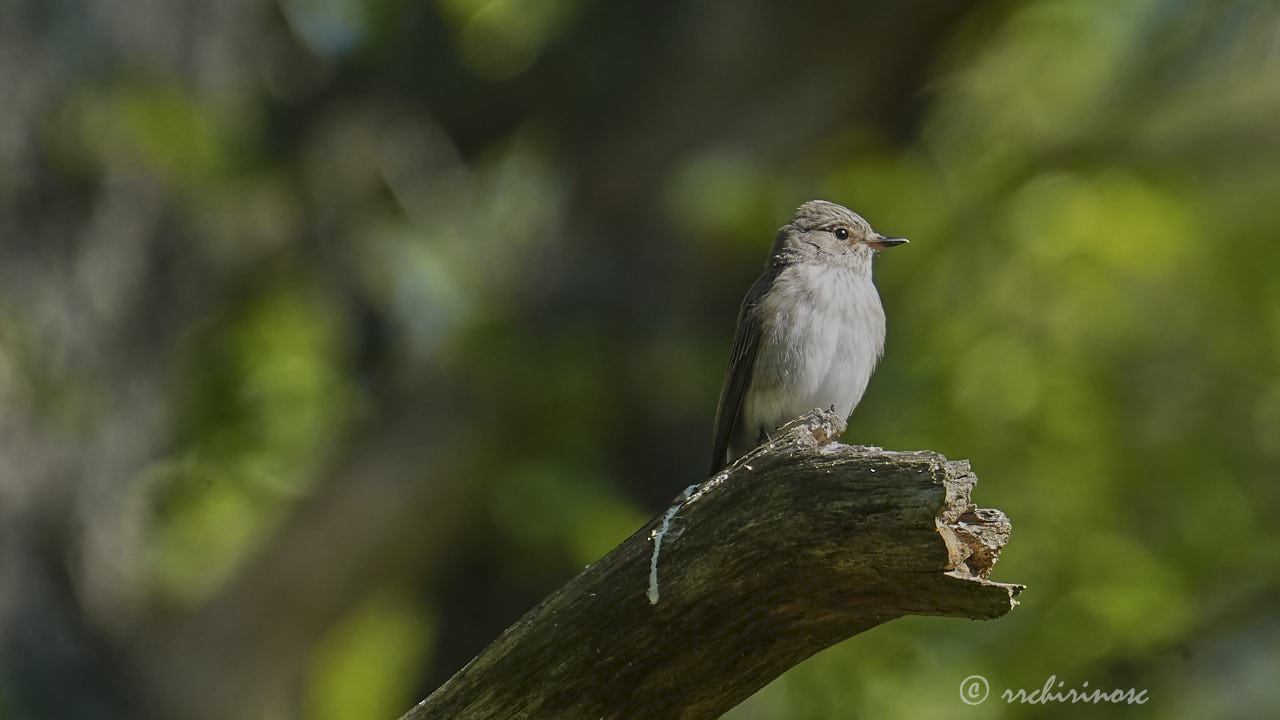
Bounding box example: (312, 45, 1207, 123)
(709, 270, 776, 475)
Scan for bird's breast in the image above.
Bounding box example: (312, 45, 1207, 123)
(747, 263, 886, 427)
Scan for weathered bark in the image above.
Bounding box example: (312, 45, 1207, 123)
(402, 410, 1022, 720)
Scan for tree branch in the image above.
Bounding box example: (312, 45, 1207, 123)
(402, 410, 1022, 720)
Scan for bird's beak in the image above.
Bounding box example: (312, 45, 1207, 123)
(867, 234, 909, 251)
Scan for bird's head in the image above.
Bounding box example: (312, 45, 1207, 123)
(772, 200, 907, 270)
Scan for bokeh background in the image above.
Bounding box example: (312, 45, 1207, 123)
(3, 0, 1279, 717)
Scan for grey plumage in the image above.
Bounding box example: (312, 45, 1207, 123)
(709, 200, 907, 474)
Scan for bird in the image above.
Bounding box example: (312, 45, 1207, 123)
(709, 200, 907, 474)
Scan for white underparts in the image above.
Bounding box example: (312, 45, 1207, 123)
(741, 262, 886, 455)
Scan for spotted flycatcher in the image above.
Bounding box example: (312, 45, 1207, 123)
(709, 200, 907, 473)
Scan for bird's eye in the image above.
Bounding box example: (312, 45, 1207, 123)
(833, 227, 850, 241)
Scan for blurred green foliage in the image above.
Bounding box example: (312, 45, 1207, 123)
(3, 0, 1279, 718)
(153, 279, 356, 603)
(306, 586, 435, 720)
